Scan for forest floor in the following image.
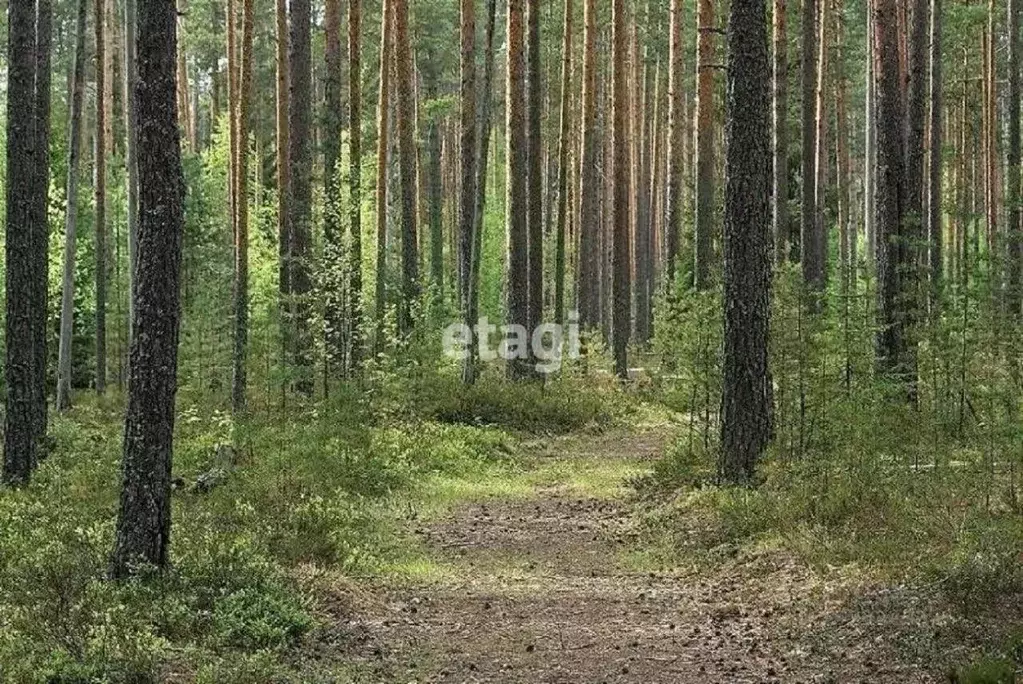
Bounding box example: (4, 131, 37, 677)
(302, 417, 1005, 684)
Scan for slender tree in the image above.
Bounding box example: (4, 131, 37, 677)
(507, 0, 530, 379)
(612, 0, 631, 377)
(125, 0, 139, 342)
(111, 0, 185, 576)
(57, 0, 90, 412)
(526, 0, 544, 355)
(323, 0, 344, 368)
(693, 0, 716, 290)
(232, 0, 254, 412)
(578, 0, 600, 329)
(33, 0, 53, 446)
(459, 0, 478, 384)
(288, 0, 314, 390)
(772, 0, 789, 264)
(95, 0, 108, 394)
(392, 0, 420, 335)
(349, 0, 364, 368)
(553, 0, 573, 327)
(1007, 0, 1020, 317)
(374, 0, 393, 349)
(721, 0, 771, 484)
(801, 0, 822, 294)
(864, 0, 877, 274)
(665, 0, 684, 284)
(275, 0, 290, 301)
(906, 0, 929, 322)
(927, 0, 943, 300)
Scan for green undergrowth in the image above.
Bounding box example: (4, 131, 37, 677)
(0, 369, 631, 683)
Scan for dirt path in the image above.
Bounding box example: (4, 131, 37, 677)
(330, 427, 959, 683)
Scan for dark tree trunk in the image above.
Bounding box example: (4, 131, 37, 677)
(526, 0, 544, 358)
(553, 0, 573, 326)
(800, 0, 822, 295)
(927, 0, 943, 302)
(577, 0, 600, 329)
(721, 0, 772, 484)
(111, 0, 185, 575)
(459, 0, 477, 384)
(905, 0, 928, 320)
(276, 0, 290, 302)
(288, 0, 314, 392)
(392, 0, 420, 335)
(4, 0, 48, 483)
(95, 0, 108, 394)
(612, 0, 631, 378)
(874, 0, 913, 394)
(507, 0, 529, 380)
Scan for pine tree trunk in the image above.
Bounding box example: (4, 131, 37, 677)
(275, 0, 290, 302)
(1006, 0, 1020, 317)
(95, 0, 108, 395)
(288, 0, 315, 391)
(772, 0, 789, 265)
(694, 0, 716, 290)
(801, 0, 820, 293)
(906, 0, 929, 326)
(721, 0, 771, 484)
(834, 0, 851, 292)
(578, 0, 600, 329)
(507, 0, 530, 379)
(348, 0, 364, 368)
(57, 0, 89, 413)
(111, 0, 185, 576)
(526, 0, 544, 359)
(374, 0, 393, 351)
(666, 0, 684, 284)
(392, 0, 420, 335)
(809, 0, 828, 297)
(553, 0, 572, 327)
(232, 0, 254, 412)
(612, 0, 631, 378)
(874, 0, 912, 394)
(864, 0, 877, 276)
(125, 0, 139, 344)
(927, 0, 943, 300)
(459, 0, 477, 384)
(32, 0, 52, 448)
(323, 0, 344, 367)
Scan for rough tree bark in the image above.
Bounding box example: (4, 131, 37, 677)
(1007, 0, 1020, 317)
(125, 0, 140, 343)
(459, 0, 477, 384)
(373, 0, 393, 350)
(927, 0, 943, 300)
(526, 0, 544, 358)
(721, 0, 771, 484)
(323, 0, 344, 367)
(553, 0, 573, 327)
(33, 0, 53, 446)
(275, 0, 290, 302)
(801, 0, 821, 294)
(111, 0, 185, 576)
(288, 0, 314, 391)
(349, 0, 364, 368)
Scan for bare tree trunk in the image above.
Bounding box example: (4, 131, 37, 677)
(1007, 0, 1020, 317)
(612, 0, 631, 378)
(721, 0, 771, 483)
(694, 0, 716, 290)
(834, 0, 851, 292)
(275, 0, 290, 303)
(459, 0, 477, 384)
(349, 0, 364, 368)
(666, 0, 684, 284)
(95, 0, 108, 395)
(864, 0, 876, 276)
(57, 0, 89, 412)
(553, 0, 573, 327)
(801, 0, 821, 294)
(772, 0, 789, 264)
(111, 0, 185, 576)
(507, 0, 530, 379)
(526, 0, 544, 361)
(125, 0, 139, 344)
(905, 0, 929, 331)
(392, 0, 420, 335)
(323, 0, 344, 367)
(927, 0, 943, 300)
(578, 0, 600, 329)
(374, 0, 393, 350)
